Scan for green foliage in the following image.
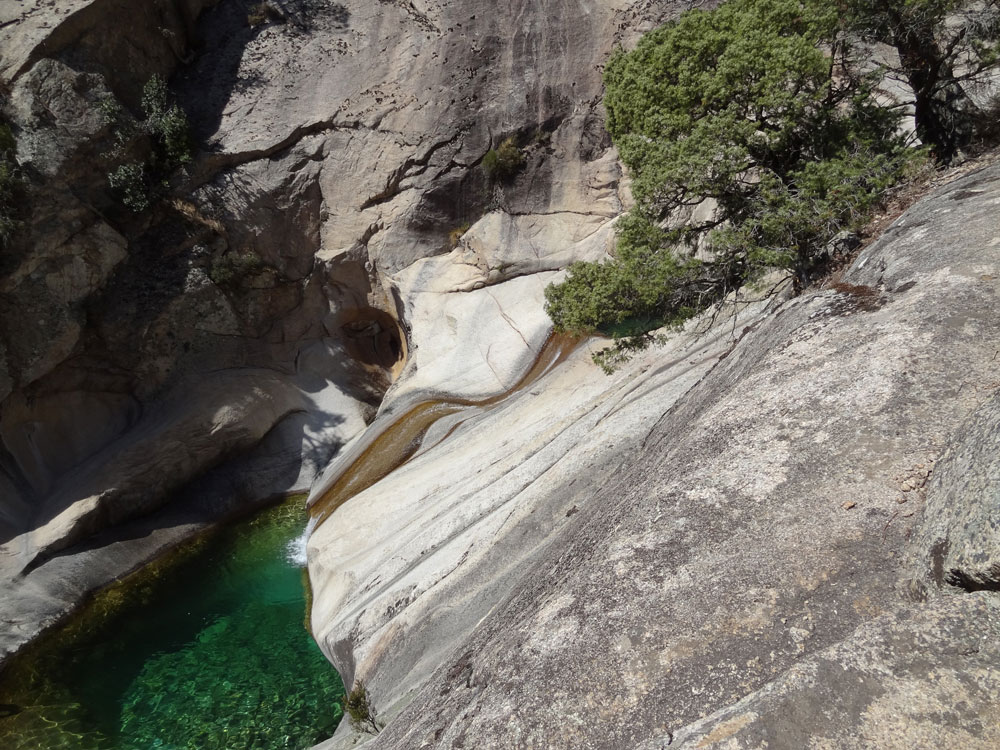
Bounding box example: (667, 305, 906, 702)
(545, 0, 920, 369)
(0, 120, 24, 248)
(591, 333, 666, 375)
(344, 680, 382, 735)
(103, 75, 192, 212)
(108, 162, 150, 212)
(704, 147, 924, 280)
(482, 137, 525, 181)
(98, 94, 124, 127)
(141, 74, 192, 170)
(545, 212, 699, 334)
(602, 0, 904, 215)
(209, 251, 264, 287)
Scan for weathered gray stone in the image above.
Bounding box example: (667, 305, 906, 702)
(11, 368, 304, 567)
(0, 0, 212, 98)
(909, 390, 1000, 593)
(310, 166, 1000, 749)
(645, 593, 1000, 750)
(308, 298, 773, 748)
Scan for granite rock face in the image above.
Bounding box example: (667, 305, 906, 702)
(308, 296, 778, 738)
(654, 593, 1000, 750)
(309, 166, 1000, 749)
(4, 2, 1000, 748)
(909, 390, 1000, 593)
(0, 0, 687, 661)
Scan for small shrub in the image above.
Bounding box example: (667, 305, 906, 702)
(97, 95, 124, 127)
(141, 75, 191, 169)
(97, 95, 135, 156)
(103, 75, 192, 212)
(344, 680, 382, 735)
(448, 221, 470, 248)
(482, 137, 525, 181)
(108, 163, 150, 213)
(209, 251, 264, 287)
(247, 2, 282, 26)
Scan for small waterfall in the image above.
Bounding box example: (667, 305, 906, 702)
(286, 516, 317, 567)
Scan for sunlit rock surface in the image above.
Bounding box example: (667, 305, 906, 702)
(0, 0, 685, 665)
(310, 166, 1000, 748)
(3, 2, 1000, 749)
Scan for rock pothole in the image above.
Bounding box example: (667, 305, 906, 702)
(336, 307, 406, 381)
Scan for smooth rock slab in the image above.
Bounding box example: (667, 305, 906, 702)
(648, 593, 1000, 750)
(308, 296, 771, 748)
(909, 391, 1000, 593)
(314, 166, 1000, 749)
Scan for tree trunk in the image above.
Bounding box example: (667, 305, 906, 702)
(891, 20, 976, 163)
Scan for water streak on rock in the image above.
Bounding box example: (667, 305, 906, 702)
(309, 333, 580, 527)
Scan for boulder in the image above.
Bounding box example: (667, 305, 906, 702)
(13, 368, 305, 567)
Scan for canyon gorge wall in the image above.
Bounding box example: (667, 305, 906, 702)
(310, 165, 1000, 749)
(2, 2, 1000, 749)
(0, 0, 684, 660)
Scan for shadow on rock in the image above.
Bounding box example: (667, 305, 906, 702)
(176, 0, 351, 146)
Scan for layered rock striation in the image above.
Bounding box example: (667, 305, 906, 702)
(4, 2, 1000, 749)
(309, 166, 1000, 748)
(0, 0, 683, 660)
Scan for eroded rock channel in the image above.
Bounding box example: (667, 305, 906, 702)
(3, 1, 1000, 749)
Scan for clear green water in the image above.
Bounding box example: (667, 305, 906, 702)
(0, 498, 344, 750)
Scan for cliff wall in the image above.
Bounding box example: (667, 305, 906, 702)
(0, 0, 684, 660)
(309, 165, 1000, 748)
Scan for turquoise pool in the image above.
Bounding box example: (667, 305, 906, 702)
(0, 497, 344, 749)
